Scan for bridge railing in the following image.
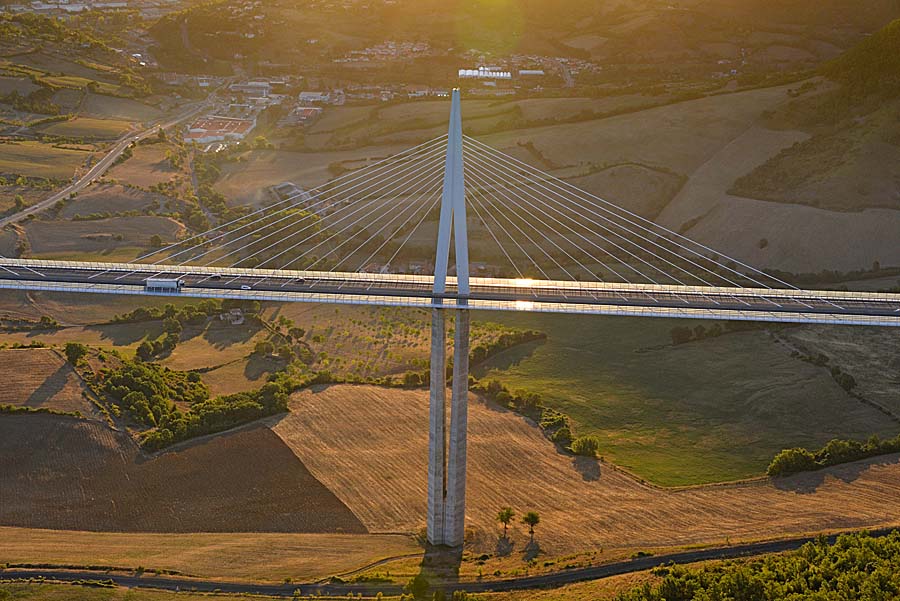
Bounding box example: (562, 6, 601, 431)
(0, 276, 899, 328)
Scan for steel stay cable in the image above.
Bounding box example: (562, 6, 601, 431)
(196, 148, 448, 273)
(101, 135, 449, 282)
(465, 148, 728, 307)
(463, 135, 826, 311)
(305, 169, 445, 272)
(464, 153, 655, 286)
(166, 141, 449, 269)
(355, 179, 445, 274)
(464, 164, 615, 284)
(465, 190, 524, 279)
(465, 183, 552, 280)
(463, 139, 776, 308)
(254, 159, 446, 274)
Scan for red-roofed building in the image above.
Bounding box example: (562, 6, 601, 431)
(183, 115, 256, 144)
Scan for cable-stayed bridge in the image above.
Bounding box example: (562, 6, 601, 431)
(3, 90, 898, 548)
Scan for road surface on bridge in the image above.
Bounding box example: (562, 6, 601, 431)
(0, 259, 898, 326)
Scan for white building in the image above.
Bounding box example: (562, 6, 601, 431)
(298, 91, 330, 104)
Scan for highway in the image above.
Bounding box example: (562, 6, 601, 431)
(2, 526, 898, 596)
(0, 103, 209, 228)
(1, 258, 899, 325)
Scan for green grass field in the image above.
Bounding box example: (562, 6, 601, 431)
(474, 312, 897, 486)
(37, 74, 121, 96)
(0, 140, 87, 180)
(38, 117, 132, 139)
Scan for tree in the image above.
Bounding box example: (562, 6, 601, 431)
(64, 342, 88, 365)
(254, 340, 275, 356)
(521, 511, 540, 542)
(136, 340, 154, 361)
(497, 507, 514, 538)
(670, 326, 693, 345)
(150, 234, 163, 248)
(162, 316, 182, 335)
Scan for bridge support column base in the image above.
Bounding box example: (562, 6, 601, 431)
(426, 308, 470, 548)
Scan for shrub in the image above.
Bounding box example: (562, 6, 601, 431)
(767, 447, 818, 477)
(571, 435, 601, 457)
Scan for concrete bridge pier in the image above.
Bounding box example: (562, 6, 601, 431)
(426, 308, 470, 548)
(426, 308, 447, 543)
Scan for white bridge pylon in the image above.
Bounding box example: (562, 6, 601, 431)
(428, 89, 470, 548)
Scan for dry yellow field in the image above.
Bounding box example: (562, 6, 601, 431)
(162, 319, 267, 372)
(59, 184, 173, 218)
(0, 289, 192, 326)
(0, 348, 92, 414)
(0, 527, 420, 583)
(0, 322, 162, 354)
(24, 216, 183, 258)
(274, 385, 900, 556)
(37, 117, 133, 140)
(214, 144, 409, 207)
(108, 143, 185, 188)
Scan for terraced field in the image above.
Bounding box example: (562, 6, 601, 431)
(37, 116, 132, 139)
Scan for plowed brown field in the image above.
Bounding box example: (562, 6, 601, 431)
(0, 348, 92, 415)
(0, 414, 365, 534)
(273, 385, 900, 555)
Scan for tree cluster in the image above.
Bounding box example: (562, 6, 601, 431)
(821, 18, 900, 98)
(102, 360, 208, 426)
(670, 320, 770, 346)
(98, 355, 290, 452)
(616, 531, 900, 600)
(768, 434, 900, 478)
(111, 300, 224, 325)
(473, 379, 576, 448)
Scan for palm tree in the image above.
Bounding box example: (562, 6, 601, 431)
(521, 511, 540, 543)
(497, 507, 514, 537)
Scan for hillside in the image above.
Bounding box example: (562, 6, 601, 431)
(725, 18, 900, 216)
(822, 17, 900, 96)
(5, 385, 900, 562)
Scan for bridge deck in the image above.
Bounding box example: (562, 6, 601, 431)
(1, 259, 899, 326)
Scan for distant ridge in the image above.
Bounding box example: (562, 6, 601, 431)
(822, 18, 900, 94)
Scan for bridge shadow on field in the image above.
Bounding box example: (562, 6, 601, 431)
(85, 321, 165, 346)
(470, 339, 543, 378)
(772, 453, 900, 494)
(25, 364, 70, 407)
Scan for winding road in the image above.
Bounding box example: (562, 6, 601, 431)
(0, 102, 209, 228)
(2, 527, 897, 596)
